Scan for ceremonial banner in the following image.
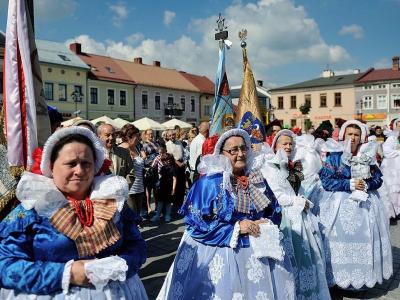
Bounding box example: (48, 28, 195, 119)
(4, 0, 51, 176)
(209, 43, 235, 136)
(235, 56, 266, 144)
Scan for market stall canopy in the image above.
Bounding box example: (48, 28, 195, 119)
(61, 117, 83, 127)
(90, 116, 115, 126)
(162, 119, 193, 129)
(132, 117, 166, 131)
(113, 118, 130, 130)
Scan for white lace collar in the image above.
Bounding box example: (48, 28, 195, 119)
(16, 172, 128, 220)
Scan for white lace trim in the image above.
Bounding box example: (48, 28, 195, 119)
(16, 172, 128, 219)
(350, 178, 356, 191)
(320, 138, 343, 153)
(229, 221, 241, 248)
(249, 222, 285, 261)
(62, 259, 74, 294)
(349, 190, 369, 202)
(84, 256, 128, 290)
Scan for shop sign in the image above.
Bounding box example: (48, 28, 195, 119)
(353, 114, 386, 120)
(315, 115, 331, 119)
(292, 113, 307, 118)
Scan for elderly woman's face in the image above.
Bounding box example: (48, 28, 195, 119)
(221, 136, 247, 174)
(52, 142, 95, 199)
(275, 135, 293, 157)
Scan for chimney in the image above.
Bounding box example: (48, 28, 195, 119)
(393, 56, 399, 71)
(353, 69, 360, 74)
(323, 70, 334, 78)
(153, 61, 161, 67)
(70, 43, 82, 54)
(134, 57, 143, 64)
(257, 80, 263, 87)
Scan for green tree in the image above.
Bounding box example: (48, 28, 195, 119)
(299, 103, 311, 115)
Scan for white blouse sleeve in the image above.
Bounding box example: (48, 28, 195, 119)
(382, 136, 400, 158)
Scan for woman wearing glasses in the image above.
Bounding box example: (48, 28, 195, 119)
(259, 129, 330, 300)
(157, 128, 294, 300)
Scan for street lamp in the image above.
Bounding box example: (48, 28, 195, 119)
(356, 99, 364, 120)
(71, 90, 84, 117)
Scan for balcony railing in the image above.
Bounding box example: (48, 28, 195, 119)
(164, 108, 183, 116)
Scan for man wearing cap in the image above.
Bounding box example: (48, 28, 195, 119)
(265, 119, 283, 137)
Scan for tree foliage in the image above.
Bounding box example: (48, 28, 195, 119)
(299, 103, 311, 115)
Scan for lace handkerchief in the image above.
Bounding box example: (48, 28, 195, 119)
(349, 190, 369, 203)
(249, 223, 285, 261)
(85, 256, 128, 290)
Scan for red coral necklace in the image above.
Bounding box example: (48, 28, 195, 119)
(66, 196, 94, 227)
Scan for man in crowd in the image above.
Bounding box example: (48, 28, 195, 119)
(166, 130, 186, 208)
(265, 118, 283, 137)
(189, 121, 209, 183)
(97, 124, 135, 187)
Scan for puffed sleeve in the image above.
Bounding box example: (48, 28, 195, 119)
(365, 165, 383, 190)
(318, 152, 351, 191)
(117, 204, 147, 279)
(0, 205, 65, 294)
(382, 136, 400, 158)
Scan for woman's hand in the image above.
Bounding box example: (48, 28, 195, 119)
(354, 179, 365, 191)
(239, 219, 261, 237)
(70, 260, 95, 287)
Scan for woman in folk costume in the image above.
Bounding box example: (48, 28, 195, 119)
(292, 134, 325, 215)
(157, 128, 295, 300)
(381, 118, 400, 217)
(318, 120, 393, 290)
(258, 129, 330, 300)
(0, 127, 148, 299)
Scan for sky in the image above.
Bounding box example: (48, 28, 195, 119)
(1, 0, 400, 89)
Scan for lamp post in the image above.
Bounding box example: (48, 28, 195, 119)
(71, 90, 84, 117)
(356, 99, 364, 120)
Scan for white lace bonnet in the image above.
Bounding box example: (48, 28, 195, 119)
(271, 129, 296, 151)
(386, 118, 400, 137)
(40, 126, 106, 178)
(338, 120, 366, 143)
(213, 128, 252, 155)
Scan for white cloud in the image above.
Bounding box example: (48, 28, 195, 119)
(164, 10, 176, 27)
(109, 3, 129, 27)
(64, 35, 107, 56)
(374, 58, 392, 69)
(63, 0, 351, 86)
(125, 33, 144, 45)
(339, 24, 364, 39)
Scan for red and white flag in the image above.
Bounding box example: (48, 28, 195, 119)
(3, 0, 51, 176)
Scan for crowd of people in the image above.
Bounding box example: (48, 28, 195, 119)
(1, 112, 399, 299)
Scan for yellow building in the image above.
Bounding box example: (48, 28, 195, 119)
(37, 39, 90, 119)
(270, 70, 361, 130)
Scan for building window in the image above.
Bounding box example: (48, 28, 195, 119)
(119, 90, 126, 106)
(278, 97, 284, 109)
(363, 85, 372, 90)
(305, 94, 311, 107)
(320, 93, 327, 107)
(363, 95, 373, 109)
(58, 84, 66, 101)
(191, 96, 195, 112)
(392, 83, 400, 88)
(167, 93, 174, 106)
(378, 95, 387, 109)
(90, 87, 98, 104)
(334, 92, 341, 106)
(105, 67, 115, 74)
(290, 96, 296, 108)
(155, 92, 161, 110)
(108, 89, 115, 105)
(142, 91, 148, 109)
(58, 55, 70, 61)
(377, 84, 386, 89)
(45, 83, 54, 100)
(290, 119, 296, 127)
(181, 95, 186, 110)
(393, 94, 400, 108)
(204, 105, 211, 116)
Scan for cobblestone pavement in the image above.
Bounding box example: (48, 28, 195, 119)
(138, 212, 400, 300)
